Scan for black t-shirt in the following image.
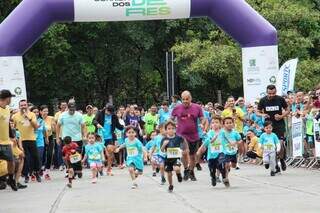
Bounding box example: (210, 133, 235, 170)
(258, 95, 288, 127)
(161, 135, 184, 151)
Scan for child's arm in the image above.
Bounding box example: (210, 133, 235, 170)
(115, 144, 126, 153)
(161, 139, 169, 153)
(196, 143, 206, 163)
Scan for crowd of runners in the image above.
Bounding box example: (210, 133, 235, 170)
(1, 84, 320, 192)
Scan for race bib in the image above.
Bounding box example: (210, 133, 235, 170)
(264, 143, 275, 152)
(70, 153, 81, 164)
(226, 144, 237, 152)
(167, 148, 182, 159)
(127, 147, 138, 157)
(210, 143, 222, 153)
(89, 153, 101, 161)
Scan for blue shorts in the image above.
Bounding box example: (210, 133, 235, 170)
(151, 155, 165, 165)
(129, 163, 143, 173)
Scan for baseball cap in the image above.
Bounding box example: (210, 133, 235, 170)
(86, 105, 93, 110)
(0, 90, 16, 99)
(68, 102, 76, 110)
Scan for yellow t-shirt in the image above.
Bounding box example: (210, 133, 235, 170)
(221, 107, 245, 133)
(54, 111, 62, 122)
(0, 160, 8, 177)
(248, 136, 262, 157)
(44, 116, 54, 136)
(0, 106, 11, 145)
(12, 111, 37, 141)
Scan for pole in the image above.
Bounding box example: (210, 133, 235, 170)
(171, 52, 175, 96)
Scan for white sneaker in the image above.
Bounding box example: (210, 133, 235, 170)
(131, 183, 138, 189)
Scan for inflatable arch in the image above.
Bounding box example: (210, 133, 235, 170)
(0, 0, 279, 106)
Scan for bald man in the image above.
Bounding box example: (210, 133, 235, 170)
(171, 91, 207, 181)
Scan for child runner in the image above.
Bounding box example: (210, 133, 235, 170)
(145, 130, 157, 166)
(161, 121, 188, 192)
(221, 117, 242, 187)
(82, 133, 104, 183)
(95, 134, 106, 176)
(196, 116, 227, 187)
(115, 126, 147, 189)
(259, 121, 280, 176)
(62, 136, 83, 188)
(150, 125, 167, 184)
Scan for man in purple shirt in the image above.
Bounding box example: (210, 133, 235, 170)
(171, 91, 207, 181)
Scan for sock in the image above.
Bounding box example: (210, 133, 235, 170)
(68, 178, 72, 184)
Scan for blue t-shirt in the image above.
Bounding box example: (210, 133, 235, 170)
(159, 109, 170, 125)
(259, 132, 279, 152)
(58, 111, 84, 141)
(115, 128, 125, 145)
(103, 115, 112, 140)
(145, 139, 155, 152)
(250, 113, 265, 128)
(203, 130, 224, 160)
(36, 117, 46, 147)
(152, 135, 166, 157)
(85, 143, 104, 163)
(220, 129, 241, 155)
(124, 138, 144, 171)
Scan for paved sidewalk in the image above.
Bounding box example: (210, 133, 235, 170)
(1, 164, 320, 213)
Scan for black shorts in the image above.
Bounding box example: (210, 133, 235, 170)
(225, 154, 237, 164)
(187, 140, 200, 155)
(208, 153, 225, 169)
(165, 158, 181, 172)
(0, 144, 14, 162)
(66, 160, 82, 172)
(104, 139, 115, 146)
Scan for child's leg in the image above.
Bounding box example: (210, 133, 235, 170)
(270, 152, 276, 172)
(15, 156, 24, 184)
(68, 168, 74, 183)
(263, 152, 270, 169)
(128, 166, 136, 181)
(167, 171, 173, 186)
(160, 163, 165, 177)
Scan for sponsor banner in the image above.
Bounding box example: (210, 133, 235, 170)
(0, 56, 27, 109)
(314, 119, 320, 157)
(242, 45, 279, 104)
(276, 58, 299, 96)
(74, 0, 191, 22)
(291, 116, 303, 157)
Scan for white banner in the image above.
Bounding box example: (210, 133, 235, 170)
(276, 58, 299, 96)
(291, 116, 303, 157)
(75, 0, 191, 22)
(0, 56, 27, 109)
(314, 119, 320, 157)
(242, 45, 279, 104)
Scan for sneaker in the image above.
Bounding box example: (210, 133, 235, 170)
(265, 164, 270, 169)
(275, 165, 281, 173)
(280, 159, 287, 171)
(177, 173, 183, 183)
(7, 179, 18, 191)
(59, 166, 65, 171)
(35, 174, 42, 183)
(216, 177, 221, 183)
(196, 163, 202, 171)
(270, 171, 276, 176)
(131, 183, 138, 189)
(31, 174, 36, 182)
(107, 169, 114, 176)
(67, 183, 72, 188)
(161, 176, 166, 185)
(0, 181, 6, 190)
(92, 178, 97, 184)
(168, 185, 174, 193)
(223, 178, 230, 188)
(189, 170, 197, 181)
(17, 182, 27, 189)
(45, 174, 51, 181)
(119, 164, 125, 169)
(211, 177, 217, 187)
(156, 168, 160, 173)
(235, 166, 240, 170)
(99, 171, 104, 176)
(152, 172, 156, 177)
(183, 169, 189, 181)
(77, 172, 83, 179)
(24, 176, 29, 183)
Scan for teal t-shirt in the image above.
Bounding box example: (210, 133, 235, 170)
(220, 129, 241, 155)
(85, 143, 104, 164)
(124, 138, 144, 171)
(203, 130, 224, 160)
(115, 128, 125, 145)
(59, 111, 84, 141)
(259, 132, 279, 152)
(152, 135, 166, 157)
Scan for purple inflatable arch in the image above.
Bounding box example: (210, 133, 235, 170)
(0, 0, 277, 56)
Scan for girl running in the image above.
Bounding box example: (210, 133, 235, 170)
(161, 121, 188, 192)
(82, 133, 104, 183)
(197, 116, 227, 187)
(115, 126, 147, 189)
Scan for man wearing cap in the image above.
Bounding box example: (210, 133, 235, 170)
(83, 105, 96, 134)
(0, 90, 18, 190)
(56, 103, 86, 155)
(94, 104, 124, 175)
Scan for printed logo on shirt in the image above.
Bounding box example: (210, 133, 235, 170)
(127, 147, 138, 157)
(265, 106, 279, 112)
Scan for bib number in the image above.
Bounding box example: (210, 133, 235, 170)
(167, 148, 182, 159)
(70, 153, 81, 164)
(127, 147, 138, 157)
(89, 153, 101, 161)
(210, 143, 221, 153)
(264, 143, 274, 152)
